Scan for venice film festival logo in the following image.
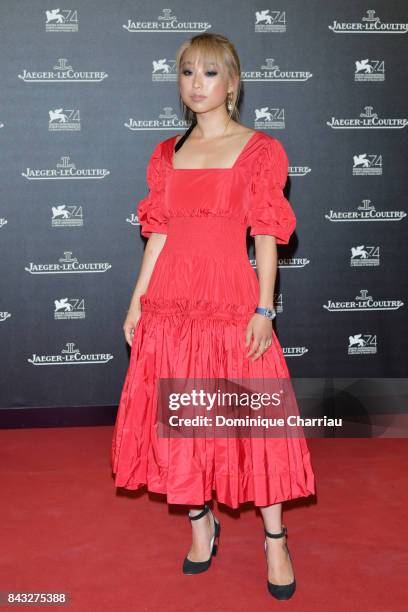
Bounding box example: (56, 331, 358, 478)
(152, 59, 177, 82)
(125, 107, 188, 131)
(45, 9, 79, 32)
(327, 106, 407, 129)
(254, 107, 285, 129)
(24, 251, 111, 275)
(123, 8, 211, 33)
(18, 58, 108, 82)
(325, 199, 406, 222)
(28, 343, 113, 366)
(21, 156, 110, 180)
(323, 289, 404, 312)
(49, 108, 81, 132)
(352, 154, 382, 176)
(51, 203, 84, 227)
(254, 10, 286, 33)
(328, 10, 408, 34)
(349, 245, 380, 267)
(348, 334, 377, 355)
(241, 58, 312, 82)
(54, 298, 85, 320)
(354, 59, 385, 82)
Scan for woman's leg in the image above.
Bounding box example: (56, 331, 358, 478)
(186, 506, 216, 562)
(260, 503, 295, 585)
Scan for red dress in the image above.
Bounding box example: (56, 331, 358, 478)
(111, 130, 316, 508)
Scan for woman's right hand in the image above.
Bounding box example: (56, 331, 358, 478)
(123, 307, 142, 347)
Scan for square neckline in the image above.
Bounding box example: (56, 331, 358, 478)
(171, 130, 259, 171)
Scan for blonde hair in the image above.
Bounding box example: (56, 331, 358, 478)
(175, 32, 242, 125)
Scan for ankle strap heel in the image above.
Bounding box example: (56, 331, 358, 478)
(264, 525, 287, 539)
(264, 525, 296, 600)
(182, 504, 221, 575)
(188, 504, 210, 521)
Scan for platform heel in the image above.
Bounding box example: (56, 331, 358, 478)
(264, 525, 296, 600)
(182, 504, 221, 575)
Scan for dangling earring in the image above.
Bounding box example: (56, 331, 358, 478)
(227, 91, 234, 112)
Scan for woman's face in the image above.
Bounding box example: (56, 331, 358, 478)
(178, 49, 233, 115)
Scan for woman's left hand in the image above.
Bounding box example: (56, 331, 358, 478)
(245, 314, 273, 361)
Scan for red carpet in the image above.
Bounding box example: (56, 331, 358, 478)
(0, 428, 406, 611)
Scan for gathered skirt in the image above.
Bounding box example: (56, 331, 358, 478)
(111, 285, 315, 508)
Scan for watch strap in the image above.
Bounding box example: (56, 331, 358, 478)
(255, 306, 276, 320)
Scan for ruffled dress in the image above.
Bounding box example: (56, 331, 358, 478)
(111, 130, 316, 508)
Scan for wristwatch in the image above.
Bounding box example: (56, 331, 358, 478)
(255, 306, 276, 321)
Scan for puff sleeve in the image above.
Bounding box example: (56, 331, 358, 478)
(136, 141, 168, 238)
(248, 138, 296, 244)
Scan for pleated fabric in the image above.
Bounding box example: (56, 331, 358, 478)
(111, 130, 316, 508)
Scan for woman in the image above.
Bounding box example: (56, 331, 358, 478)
(111, 32, 315, 600)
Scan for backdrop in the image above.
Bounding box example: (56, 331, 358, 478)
(0, 1, 407, 419)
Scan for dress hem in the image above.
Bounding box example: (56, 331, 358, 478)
(111, 464, 316, 510)
(112, 476, 315, 510)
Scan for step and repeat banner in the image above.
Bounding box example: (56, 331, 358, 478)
(0, 1, 407, 415)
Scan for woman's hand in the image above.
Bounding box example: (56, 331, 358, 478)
(123, 307, 142, 347)
(245, 313, 273, 361)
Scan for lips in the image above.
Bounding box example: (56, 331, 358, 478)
(191, 95, 206, 101)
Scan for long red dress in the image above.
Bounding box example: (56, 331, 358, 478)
(111, 130, 316, 508)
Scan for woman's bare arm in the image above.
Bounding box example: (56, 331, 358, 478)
(245, 235, 277, 360)
(254, 235, 278, 307)
(123, 233, 167, 345)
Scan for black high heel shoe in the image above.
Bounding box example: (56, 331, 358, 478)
(182, 504, 221, 575)
(264, 525, 296, 600)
